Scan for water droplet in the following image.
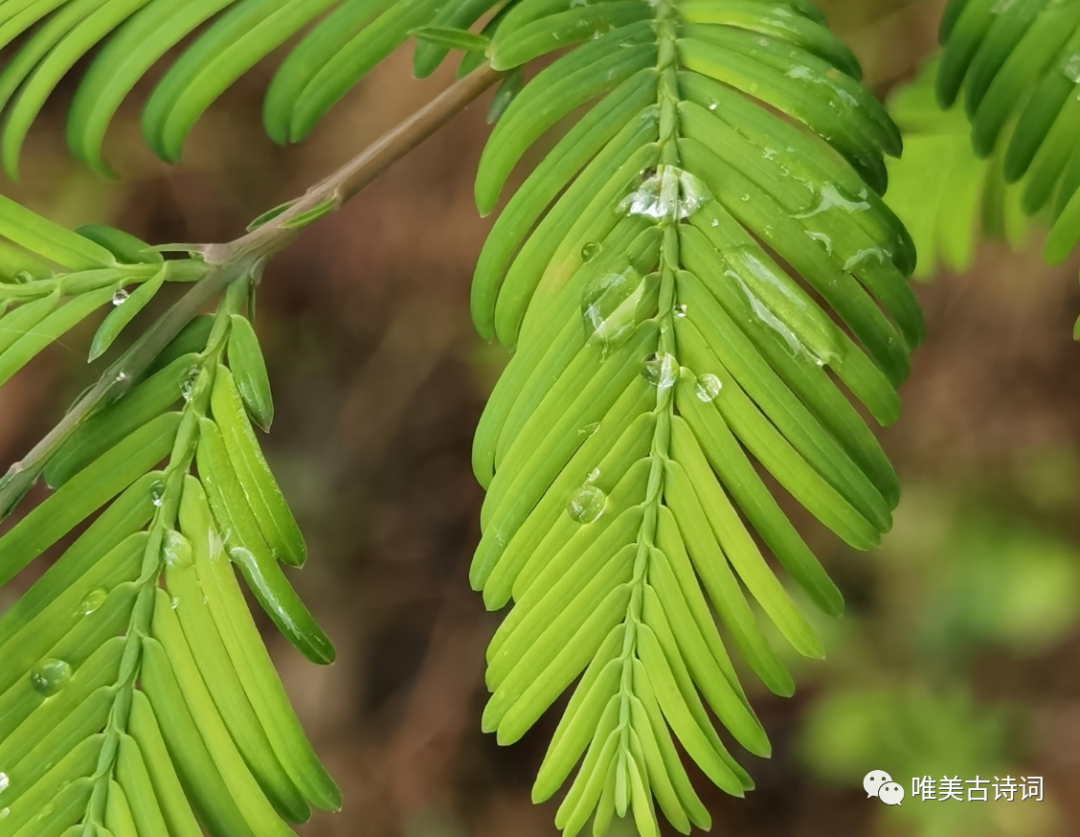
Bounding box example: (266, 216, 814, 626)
(0, 807, 8, 820)
(795, 182, 870, 219)
(727, 269, 806, 358)
(695, 373, 723, 402)
(674, 303, 687, 318)
(77, 588, 107, 617)
(150, 481, 165, 508)
(836, 89, 859, 109)
(162, 530, 192, 568)
(581, 241, 601, 262)
(740, 194, 751, 202)
(111, 289, 130, 307)
(567, 484, 607, 524)
(708, 101, 718, 111)
(1064, 54, 1080, 84)
(805, 230, 833, 255)
(586, 468, 600, 482)
(725, 255, 841, 367)
(180, 368, 200, 402)
(0, 773, 8, 794)
(642, 353, 679, 390)
(843, 247, 889, 272)
(581, 268, 649, 354)
(229, 546, 255, 564)
(30, 659, 72, 697)
(579, 422, 600, 438)
(620, 165, 712, 221)
(170, 597, 180, 611)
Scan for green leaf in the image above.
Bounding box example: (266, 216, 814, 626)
(210, 363, 303, 566)
(0, 193, 115, 268)
(411, 25, 490, 54)
(76, 224, 162, 265)
(88, 264, 168, 361)
(227, 314, 275, 431)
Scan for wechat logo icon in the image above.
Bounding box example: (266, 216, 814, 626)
(864, 770, 905, 806)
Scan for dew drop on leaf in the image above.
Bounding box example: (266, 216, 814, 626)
(180, 368, 200, 402)
(843, 247, 889, 272)
(581, 241, 601, 262)
(0, 773, 8, 794)
(581, 269, 646, 353)
(150, 481, 165, 507)
(642, 353, 679, 390)
(1064, 54, 1080, 83)
(163, 530, 192, 567)
(674, 303, 687, 318)
(568, 484, 606, 524)
(695, 373, 723, 402)
(805, 230, 833, 256)
(30, 659, 72, 696)
(620, 165, 712, 221)
(579, 422, 600, 438)
(0, 808, 8, 821)
(77, 588, 107, 617)
(111, 289, 130, 306)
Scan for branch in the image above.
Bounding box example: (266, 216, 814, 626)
(0, 64, 502, 518)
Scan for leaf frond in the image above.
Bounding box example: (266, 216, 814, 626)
(937, 0, 1080, 264)
(0, 245, 340, 835)
(468, 1, 921, 834)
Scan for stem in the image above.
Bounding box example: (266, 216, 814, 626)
(0, 64, 502, 518)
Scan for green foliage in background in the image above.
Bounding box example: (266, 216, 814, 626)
(884, 56, 1032, 279)
(0, 0, 1078, 835)
(800, 481, 1080, 837)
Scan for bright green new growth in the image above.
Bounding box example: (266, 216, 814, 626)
(0, 198, 342, 836)
(467, 1, 920, 833)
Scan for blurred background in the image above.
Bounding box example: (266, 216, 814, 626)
(3, 0, 1080, 835)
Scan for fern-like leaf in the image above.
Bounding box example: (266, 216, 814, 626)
(468, 1, 922, 834)
(0, 207, 340, 836)
(937, 0, 1080, 264)
(0, 0, 503, 176)
(885, 56, 1031, 279)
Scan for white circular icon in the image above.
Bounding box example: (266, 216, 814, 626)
(879, 781, 905, 806)
(863, 770, 892, 798)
